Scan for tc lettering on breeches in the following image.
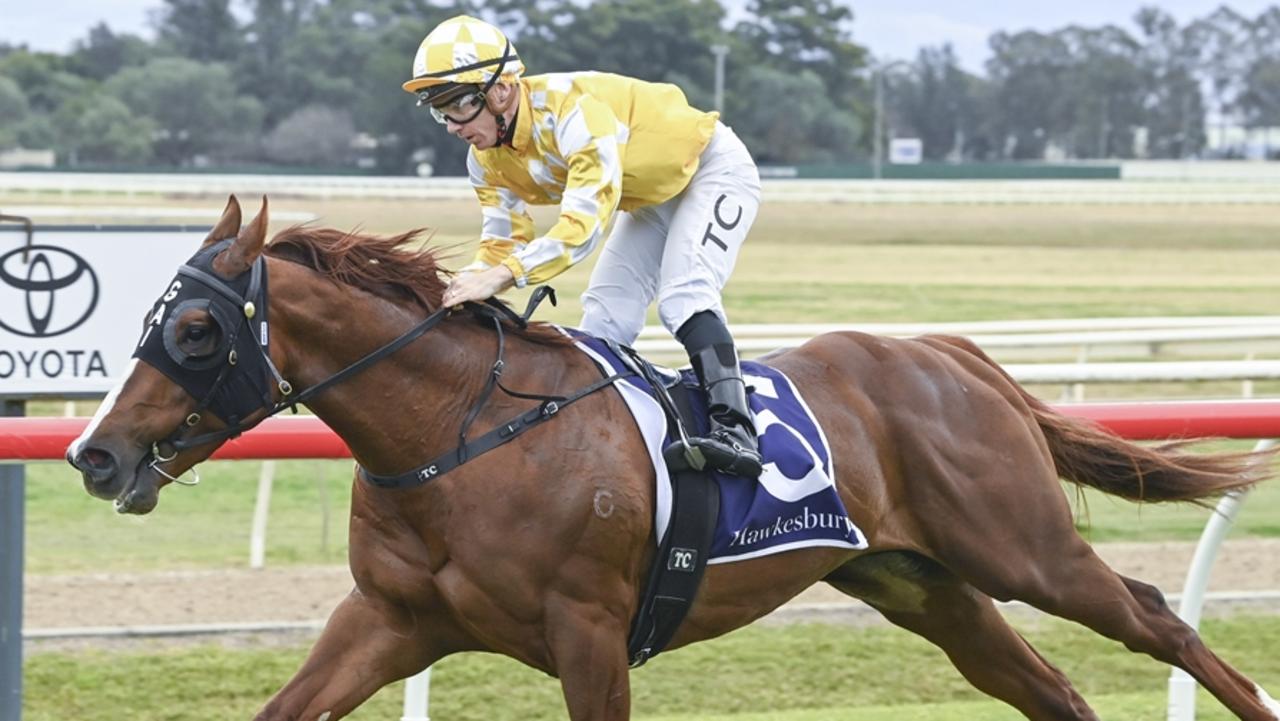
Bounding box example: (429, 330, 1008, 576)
(580, 124, 761, 345)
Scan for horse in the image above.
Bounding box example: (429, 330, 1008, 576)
(66, 196, 1279, 721)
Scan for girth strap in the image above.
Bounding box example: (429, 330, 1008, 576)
(626, 379, 719, 667)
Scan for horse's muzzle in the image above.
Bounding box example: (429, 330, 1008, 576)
(67, 442, 160, 514)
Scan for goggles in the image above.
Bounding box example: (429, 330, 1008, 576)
(427, 91, 488, 125)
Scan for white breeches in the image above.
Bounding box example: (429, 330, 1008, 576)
(579, 121, 761, 345)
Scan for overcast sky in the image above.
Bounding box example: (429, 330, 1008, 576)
(2, 1, 1277, 73)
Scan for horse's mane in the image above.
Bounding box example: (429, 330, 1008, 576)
(265, 226, 571, 346)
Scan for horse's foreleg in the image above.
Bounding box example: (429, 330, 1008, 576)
(254, 589, 443, 721)
(545, 597, 632, 721)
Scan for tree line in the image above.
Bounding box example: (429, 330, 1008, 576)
(0, 1, 1277, 174)
(906, 6, 1280, 161)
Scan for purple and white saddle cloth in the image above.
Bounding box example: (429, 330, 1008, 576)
(571, 333, 868, 564)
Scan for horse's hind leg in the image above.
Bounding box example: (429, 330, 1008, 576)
(1108, 574, 1280, 719)
(1013, 555, 1276, 721)
(933, 512, 1279, 720)
(827, 552, 1099, 721)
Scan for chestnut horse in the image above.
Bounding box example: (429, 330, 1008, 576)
(68, 197, 1278, 721)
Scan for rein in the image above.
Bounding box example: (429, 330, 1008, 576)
(148, 253, 631, 487)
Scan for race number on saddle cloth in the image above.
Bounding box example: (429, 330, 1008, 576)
(571, 333, 869, 562)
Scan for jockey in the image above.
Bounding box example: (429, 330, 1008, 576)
(405, 15, 763, 479)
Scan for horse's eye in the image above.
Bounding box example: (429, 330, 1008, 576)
(177, 319, 220, 358)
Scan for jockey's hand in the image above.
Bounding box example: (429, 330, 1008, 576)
(441, 264, 516, 308)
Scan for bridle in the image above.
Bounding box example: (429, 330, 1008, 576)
(134, 241, 630, 488)
(133, 238, 290, 484)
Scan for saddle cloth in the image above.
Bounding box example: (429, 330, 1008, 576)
(570, 332, 868, 564)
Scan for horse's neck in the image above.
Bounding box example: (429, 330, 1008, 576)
(275, 278, 577, 476)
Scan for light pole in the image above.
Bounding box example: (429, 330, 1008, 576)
(711, 44, 730, 114)
(871, 59, 908, 180)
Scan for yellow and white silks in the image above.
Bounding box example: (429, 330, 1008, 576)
(465, 71, 761, 344)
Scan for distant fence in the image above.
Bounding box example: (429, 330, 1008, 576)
(0, 204, 317, 222)
(10, 172, 1280, 204)
(1122, 160, 1280, 181)
(758, 162, 1121, 180)
(758, 179, 1280, 204)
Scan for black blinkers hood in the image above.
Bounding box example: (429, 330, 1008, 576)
(132, 238, 274, 427)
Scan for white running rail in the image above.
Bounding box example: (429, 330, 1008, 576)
(633, 327, 1280, 357)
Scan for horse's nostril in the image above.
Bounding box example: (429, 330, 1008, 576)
(84, 448, 111, 469)
(74, 446, 119, 479)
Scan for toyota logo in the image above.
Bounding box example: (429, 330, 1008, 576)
(0, 244, 100, 338)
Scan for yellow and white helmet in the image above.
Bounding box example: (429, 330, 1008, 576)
(402, 15, 524, 102)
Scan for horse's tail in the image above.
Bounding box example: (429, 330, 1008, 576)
(934, 335, 1275, 504)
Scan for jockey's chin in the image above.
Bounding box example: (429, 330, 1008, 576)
(449, 115, 500, 149)
(461, 134, 495, 149)
(455, 130, 498, 149)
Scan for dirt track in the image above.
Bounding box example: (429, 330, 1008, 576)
(25, 538, 1280, 639)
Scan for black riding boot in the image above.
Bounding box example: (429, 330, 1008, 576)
(688, 343, 763, 478)
(670, 311, 762, 478)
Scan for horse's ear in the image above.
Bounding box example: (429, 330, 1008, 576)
(202, 195, 242, 248)
(215, 196, 269, 276)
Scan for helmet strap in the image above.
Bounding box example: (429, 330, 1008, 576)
(486, 81, 519, 148)
(494, 111, 509, 144)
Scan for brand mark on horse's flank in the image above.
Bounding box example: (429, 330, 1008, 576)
(0, 244, 100, 338)
(668, 547, 697, 572)
(593, 488, 615, 518)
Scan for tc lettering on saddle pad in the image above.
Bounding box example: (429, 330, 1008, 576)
(570, 333, 868, 564)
